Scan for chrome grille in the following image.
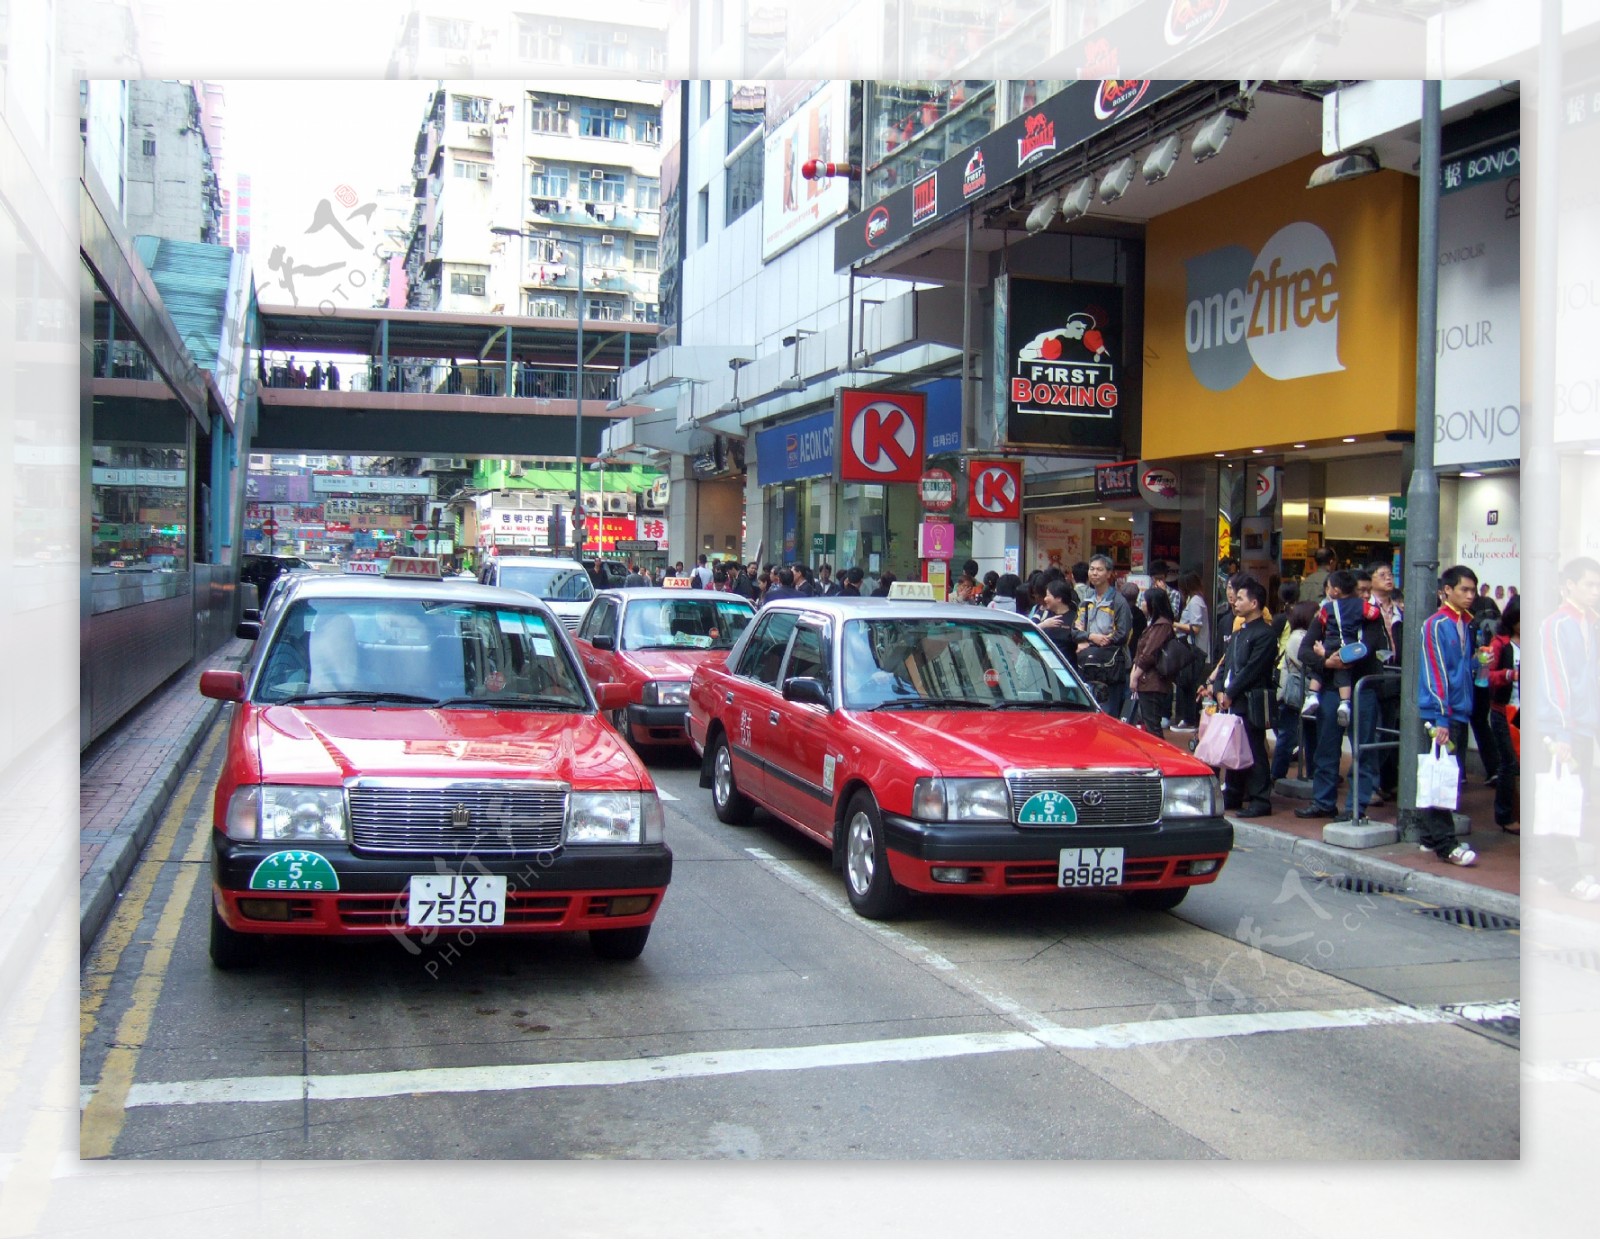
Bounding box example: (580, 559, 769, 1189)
(347, 779, 568, 853)
(1005, 770, 1162, 827)
(555, 614, 580, 633)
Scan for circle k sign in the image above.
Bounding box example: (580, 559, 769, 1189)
(840, 390, 926, 483)
(968, 459, 1023, 521)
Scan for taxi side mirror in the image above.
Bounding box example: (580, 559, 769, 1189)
(594, 682, 629, 711)
(199, 669, 246, 701)
(235, 621, 262, 640)
(242, 608, 261, 623)
(783, 677, 831, 709)
(591, 633, 615, 652)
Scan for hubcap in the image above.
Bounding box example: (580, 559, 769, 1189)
(846, 810, 875, 895)
(714, 745, 733, 806)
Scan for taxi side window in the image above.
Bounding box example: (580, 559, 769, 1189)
(582, 599, 616, 641)
(736, 611, 798, 688)
(783, 623, 830, 691)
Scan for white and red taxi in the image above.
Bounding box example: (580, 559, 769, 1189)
(199, 575, 671, 967)
(688, 599, 1231, 918)
(572, 588, 755, 750)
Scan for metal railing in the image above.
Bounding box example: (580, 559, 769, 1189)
(261, 358, 619, 401)
(1348, 667, 1402, 825)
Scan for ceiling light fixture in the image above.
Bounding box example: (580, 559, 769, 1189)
(1099, 157, 1137, 202)
(1461, 470, 1484, 478)
(1060, 176, 1095, 221)
(1308, 148, 1381, 189)
(1142, 133, 1183, 183)
(1293, 443, 1307, 448)
(1191, 109, 1242, 163)
(1251, 447, 1264, 454)
(1025, 192, 1062, 234)
(1342, 437, 1356, 443)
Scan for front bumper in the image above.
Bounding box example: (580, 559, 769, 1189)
(878, 814, 1232, 896)
(212, 836, 671, 936)
(624, 702, 690, 745)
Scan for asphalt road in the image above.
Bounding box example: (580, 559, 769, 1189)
(78, 730, 1519, 1162)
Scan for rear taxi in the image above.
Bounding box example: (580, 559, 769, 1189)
(687, 599, 1230, 918)
(573, 587, 756, 750)
(200, 573, 671, 967)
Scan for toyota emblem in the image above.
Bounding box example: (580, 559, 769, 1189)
(1081, 789, 1105, 808)
(451, 804, 471, 829)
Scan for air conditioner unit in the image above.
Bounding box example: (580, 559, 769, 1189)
(605, 494, 630, 514)
(600, 233, 616, 246)
(612, 107, 628, 119)
(468, 124, 490, 138)
(581, 494, 601, 513)
(555, 100, 570, 113)
(530, 160, 546, 174)
(517, 459, 537, 472)
(590, 168, 606, 179)
(476, 168, 491, 181)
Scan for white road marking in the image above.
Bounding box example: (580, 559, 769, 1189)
(1446, 1000, 1520, 1022)
(94, 1004, 1465, 1111)
(655, 789, 679, 802)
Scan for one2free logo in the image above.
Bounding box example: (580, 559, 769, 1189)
(1183, 221, 1344, 392)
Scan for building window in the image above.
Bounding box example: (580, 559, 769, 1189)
(579, 105, 626, 141)
(634, 110, 662, 145)
(450, 270, 488, 296)
(452, 159, 490, 179)
(633, 300, 660, 323)
(91, 444, 189, 571)
(528, 295, 569, 317)
(635, 177, 660, 210)
(528, 104, 565, 134)
(526, 235, 563, 264)
(576, 33, 621, 67)
(452, 94, 491, 123)
(587, 296, 623, 321)
(517, 18, 561, 61)
(141, 137, 156, 156)
(697, 187, 710, 247)
(578, 169, 627, 203)
(529, 165, 570, 199)
(428, 17, 471, 49)
(632, 239, 658, 270)
(725, 86, 765, 223)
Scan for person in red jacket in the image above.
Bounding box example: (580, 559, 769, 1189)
(1486, 595, 1520, 832)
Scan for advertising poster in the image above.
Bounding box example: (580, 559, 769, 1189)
(1005, 278, 1128, 452)
(762, 81, 851, 261)
(1030, 513, 1087, 572)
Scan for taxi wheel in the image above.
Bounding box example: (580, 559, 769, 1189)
(589, 924, 650, 960)
(710, 734, 754, 825)
(842, 791, 907, 919)
(1123, 887, 1188, 912)
(209, 902, 262, 970)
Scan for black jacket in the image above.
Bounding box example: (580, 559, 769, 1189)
(1220, 616, 1277, 707)
(1300, 605, 1389, 682)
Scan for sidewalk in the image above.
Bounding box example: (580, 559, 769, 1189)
(79, 636, 252, 956)
(78, 647, 1522, 956)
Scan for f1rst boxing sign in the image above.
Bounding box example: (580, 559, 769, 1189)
(840, 390, 926, 483)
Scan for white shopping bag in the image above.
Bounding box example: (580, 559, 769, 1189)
(1416, 738, 1460, 811)
(1535, 761, 1585, 838)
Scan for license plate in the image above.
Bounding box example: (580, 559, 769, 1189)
(1058, 847, 1124, 888)
(407, 875, 507, 926)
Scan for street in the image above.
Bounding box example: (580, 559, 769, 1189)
(79, 729, 1518, 1161)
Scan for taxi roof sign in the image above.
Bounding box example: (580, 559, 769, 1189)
(887, 581, 937, 601)
(662, 576, 695, 589)
(384, 556, 443, 580)
(344, 560, 385, 575)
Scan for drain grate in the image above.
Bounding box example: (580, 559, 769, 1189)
(1414, 905, 1521, 931)
(1540, 948, 1600, 974)
(1316, 874, 1402, 896)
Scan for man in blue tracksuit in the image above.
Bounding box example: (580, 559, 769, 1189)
(1536, 556, 1600, 898)
(1414, 565, 1480, 866)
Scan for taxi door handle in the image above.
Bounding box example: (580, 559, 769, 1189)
(725, 692, 734, 705)
(769, 709, 780, 726)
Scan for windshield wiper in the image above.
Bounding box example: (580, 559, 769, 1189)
(276, 690, 439, 705)
(989, 699, 1098, 711)
(866, 696, 990, 711)
(432, 694, 580, 710)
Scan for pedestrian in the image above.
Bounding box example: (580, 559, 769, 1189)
(1295, 571, 1389, 822)
(309, 361, 324, 390)
(1270, 600, 1317, 784)
(818, 564, 840, 596)
(1129, 587, 1178, 739)
(1120, 579, 1146, 648)
(795, 563, 819, 596)
(763, 565, 799, 604)
(1411, 564, 1483, 866)
(327, 362, 340, 391)
(1071, 561, 1090, 590)
(623, 562, 649, 587)
(1073, 554, 1133, 717)
(1367, 560, 1405, 801)
(1036, 578, 1078, 664)
(1467, 590, 1503, 786)
(1149, 559, 1183, 619)
(1536, 557, 1600, 896)
(839, 566, 864, 597)
(692, 554, 712, 589)
(954, 559, 981, 603)
(1301, 546, 1334, 602)
(1171, 570, 1210, 731)
(872, 571, 895, 597)
(1487, 595, 1520, 833)
(980, 570, 1000, 607)
(988, 572, 1021, 613)
(1214, 577, 1276, 817)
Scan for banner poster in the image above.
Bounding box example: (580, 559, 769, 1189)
(1005, 277, 1129, 451)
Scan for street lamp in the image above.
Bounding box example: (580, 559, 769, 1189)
(492, 224, 590, 564)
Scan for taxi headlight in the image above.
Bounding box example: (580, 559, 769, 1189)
(642, 681, 690, 707)
(911, 777, 1013, 822)
(565, 791, 665, 844)
(226, 785, 348, 842)
(1162, 775, 1221, 819)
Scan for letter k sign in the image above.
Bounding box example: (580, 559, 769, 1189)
(841, 391, 925, 482)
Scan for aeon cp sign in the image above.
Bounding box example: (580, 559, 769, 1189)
(1183, 221, 1344, 392)
(840, 390, 925, 483)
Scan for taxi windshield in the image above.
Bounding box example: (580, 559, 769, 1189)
(622, 597, 754, 650)
(255, 597, 590, 708)
(840, 616, 1097, 711)
(496, 564, 595, 602)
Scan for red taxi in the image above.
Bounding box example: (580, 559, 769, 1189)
(199, 575, 671, 968)
(688, 599, 1231, 918)
(572, 588, 755, 750)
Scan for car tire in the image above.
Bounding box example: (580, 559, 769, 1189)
(209, 900, 262, 969)
(842, 791, 907, 919)
(589, 924, 650, 960)
(1123, 887, 1188, 912)
(709, 734, 754, 825)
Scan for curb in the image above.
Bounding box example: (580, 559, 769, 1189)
(1229, 819, 1521, 921)
(79, 694, 223, 958)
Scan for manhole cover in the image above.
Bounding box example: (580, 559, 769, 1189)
(1414, 906, 1520, 931)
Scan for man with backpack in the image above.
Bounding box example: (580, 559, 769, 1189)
(1073, 555, 1133, 717)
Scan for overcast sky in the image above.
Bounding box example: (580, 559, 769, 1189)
(224, 80, 436, 309)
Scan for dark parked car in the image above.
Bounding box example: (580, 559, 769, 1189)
(240, 554, 312, 604)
